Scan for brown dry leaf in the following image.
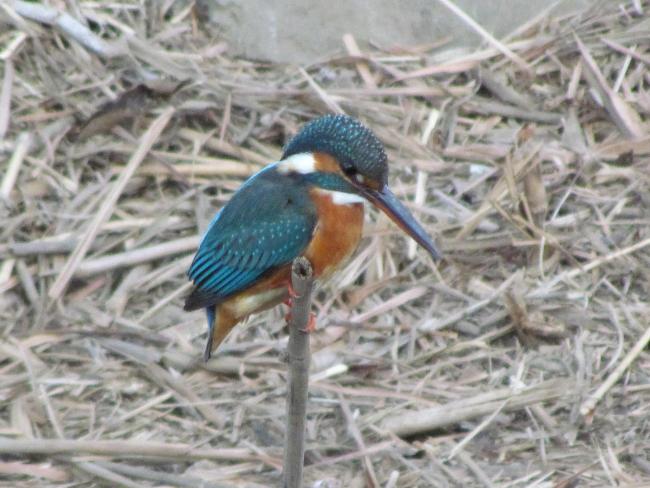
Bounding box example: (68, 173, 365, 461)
(505, 291, 567, 343)
(75, 80, 188, 140)
(522, 159, 547, 228)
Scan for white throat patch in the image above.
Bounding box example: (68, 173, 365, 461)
(318, 189, 366, 205)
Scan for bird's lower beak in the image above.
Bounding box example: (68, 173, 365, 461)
(362, 185, 442, 261)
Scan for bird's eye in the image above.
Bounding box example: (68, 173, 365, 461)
(343, 165, 365, 184)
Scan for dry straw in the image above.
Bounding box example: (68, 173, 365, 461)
(1, 0, 650, 486)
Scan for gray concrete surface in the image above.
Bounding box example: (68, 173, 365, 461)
(204, 0, 594, 64)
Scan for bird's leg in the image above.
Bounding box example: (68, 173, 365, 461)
(284, 281, 316, 332)
(284, 308, 293, 323)
(282, 280, 300, 306)
(285, 310, 316, 333)
(299, 313, 317, 333)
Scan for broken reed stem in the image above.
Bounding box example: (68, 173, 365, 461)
(580, 323, 650, 419)
(282, 257, 314, 488)
(10, 0, 125, 58)
(382, 379, 572, 437)
(0, 438, 264, 463)
(48, 106, 175, 300)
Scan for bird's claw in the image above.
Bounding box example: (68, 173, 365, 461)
(283, 282, 300, 306)
(299, 313, 317, 333)
(284, 311, 317, 333)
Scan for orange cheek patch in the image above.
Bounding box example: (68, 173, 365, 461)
(313, 152, 344, 174)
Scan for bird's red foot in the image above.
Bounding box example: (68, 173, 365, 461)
(283, 281, 300, 306)
(300, 313, 317, 333)
(284, 311, 316, 333)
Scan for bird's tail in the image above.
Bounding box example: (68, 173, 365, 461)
(204, 306, 238, 361)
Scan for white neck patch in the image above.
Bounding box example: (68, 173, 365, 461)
(318, 189, 366, 205)
(277, 152, 317, 174)
(278, 152, 365, 205)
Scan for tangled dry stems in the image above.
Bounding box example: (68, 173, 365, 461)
(1, 0, 650, 486)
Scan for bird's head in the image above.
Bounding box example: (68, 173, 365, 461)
(279, 114, 441, 260)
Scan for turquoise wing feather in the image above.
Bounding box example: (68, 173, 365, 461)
(184, 166, 317, 311)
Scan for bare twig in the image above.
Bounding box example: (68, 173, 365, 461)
(0, 59, 14, 139)
(419, 271, 520, 332)
(575, 34, 644, 139)
(339, 394, 379, 487)
(382, 379, 572, 437)
(75, 462, 145, 488)
(477, 69, 532, 110)
(9, 218, 185, 256)
(283, 257, 315, 488)
(434, 0, 532, 74)
(529, 236, 650, 298)
(0, 439, 271, 463)
(455, 450, 495, 488)
(580, 324, 650, 420)
(101, 339, 227, 429)
(93, 461, 235, 488)
(1, 131, 30, 201)
(15, 259, 39, 307)
(74, 236, 198, 277)
(342, 33, 377, 89)
(298, 68, 345, 115)
(7, 0, 125, 58)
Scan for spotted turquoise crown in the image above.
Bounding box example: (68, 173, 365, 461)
(282, 114, 388, 186)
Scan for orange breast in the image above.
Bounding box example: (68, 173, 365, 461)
(304, 189, 364, 280)
(222, 186, 364, 323)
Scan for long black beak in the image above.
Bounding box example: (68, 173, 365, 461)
(361, 185, 442, 261)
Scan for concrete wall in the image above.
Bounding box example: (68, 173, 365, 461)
(205, 0, 593, 63)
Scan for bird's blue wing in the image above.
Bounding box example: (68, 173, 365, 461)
(184, 166, 317, 311)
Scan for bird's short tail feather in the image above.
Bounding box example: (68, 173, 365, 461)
(203, 305, 238, 361)
(204, 306, 216, 362)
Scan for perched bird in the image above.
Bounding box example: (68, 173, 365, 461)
(185, 114, 440, 360)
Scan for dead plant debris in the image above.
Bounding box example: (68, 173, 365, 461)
(1, 0, 650, 486)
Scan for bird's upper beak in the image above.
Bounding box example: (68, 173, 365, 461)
(359, 185, 442, 261)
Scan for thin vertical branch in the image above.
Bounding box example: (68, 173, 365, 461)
(282, 257, 314, 488)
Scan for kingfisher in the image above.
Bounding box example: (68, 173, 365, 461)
(184, 114, 441, 360)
